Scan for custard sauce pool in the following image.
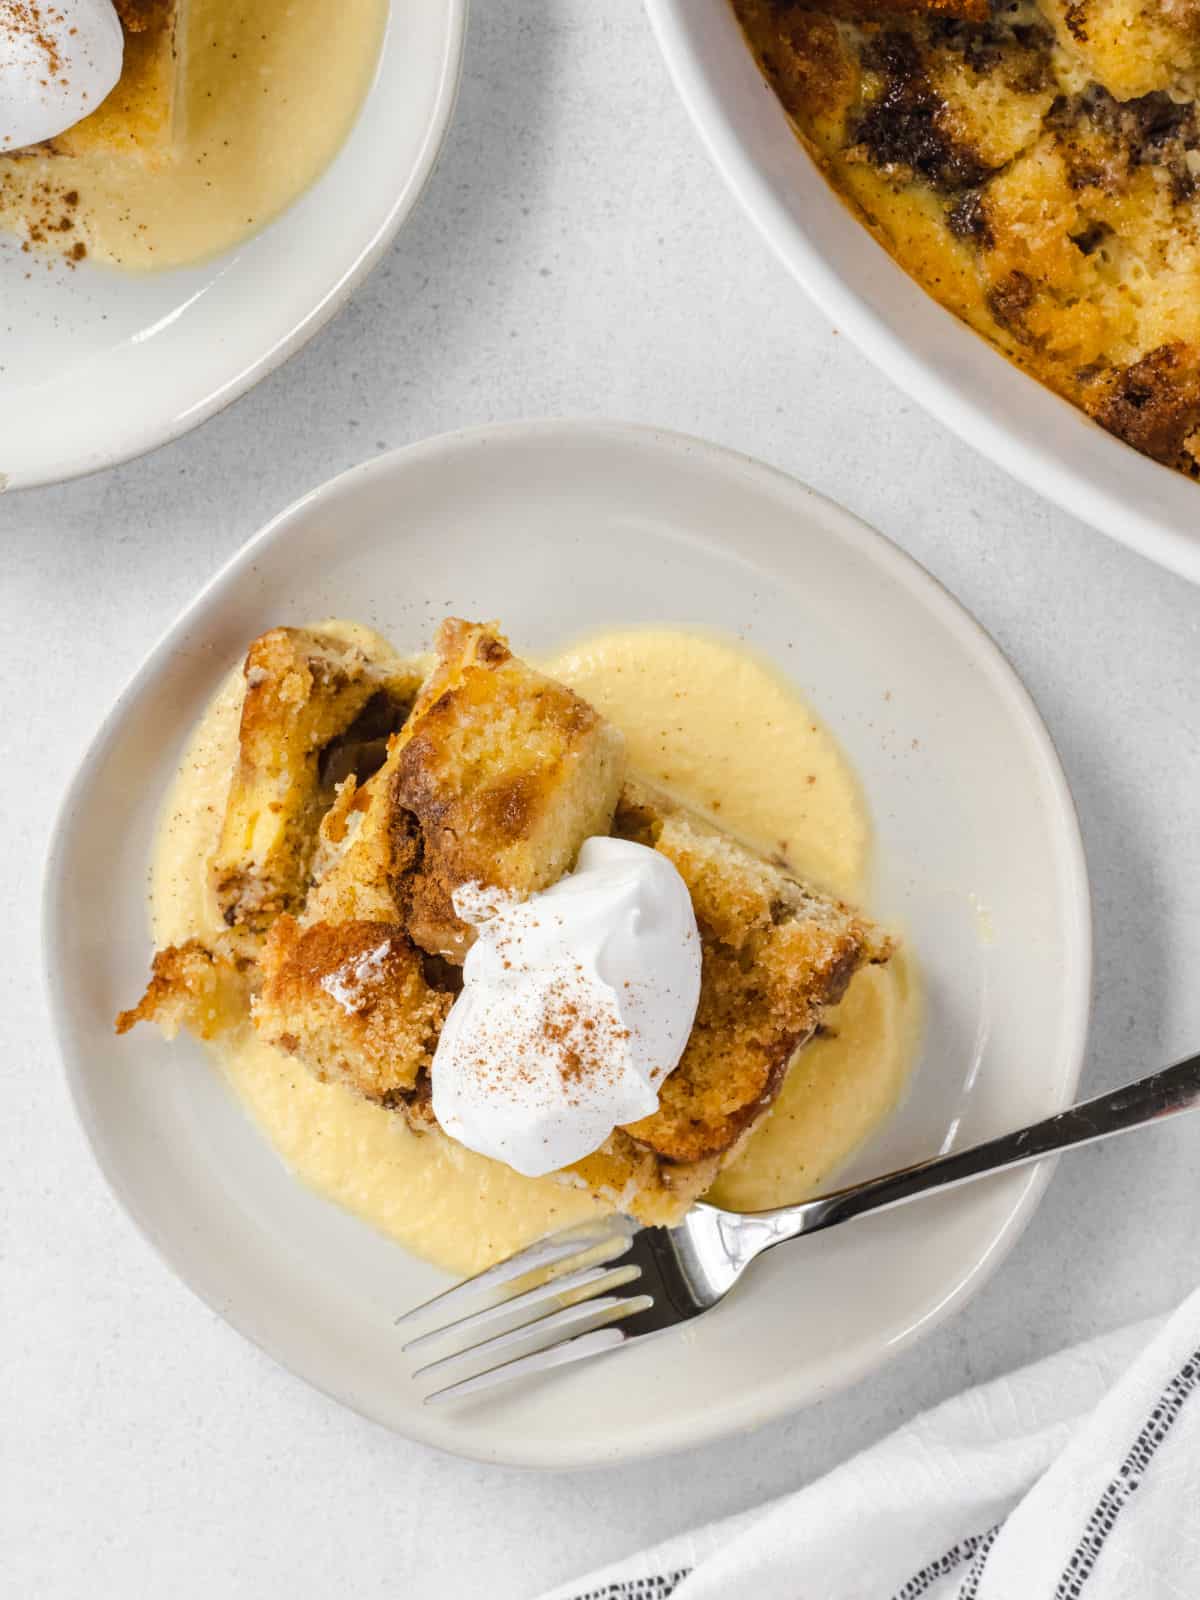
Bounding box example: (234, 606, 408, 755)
(150, 625, 921, 1275)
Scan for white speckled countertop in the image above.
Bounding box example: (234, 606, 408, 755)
(4, 5, 1199, 1597)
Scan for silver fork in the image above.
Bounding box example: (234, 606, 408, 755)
(398, 1052, 1200, 1403)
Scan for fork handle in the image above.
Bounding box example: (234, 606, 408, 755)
(760, 1052, 1200, 1240)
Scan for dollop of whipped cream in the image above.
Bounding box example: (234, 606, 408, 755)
(1, 0, 123, 153)
(431, 837, 702, 1178)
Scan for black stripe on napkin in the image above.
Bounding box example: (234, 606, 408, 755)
(888, 1526, 998, 1600)
(571, 1569, 692, 1599)
(956, 1526, 1000, 1599)
(1054, 1346, 1200, 1599)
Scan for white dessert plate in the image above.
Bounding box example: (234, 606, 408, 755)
(645, 0, 1200, 585)
(44, 420, 1091, 1466)
(0, 2, 465, 491)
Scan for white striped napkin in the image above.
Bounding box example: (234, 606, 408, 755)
(540, 1287, 1200, 1600)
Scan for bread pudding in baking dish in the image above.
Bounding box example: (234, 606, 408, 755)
(118, 617, 901, 1248)
(733, 0, 1200, 476)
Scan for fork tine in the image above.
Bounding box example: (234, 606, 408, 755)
(401, 1253, 639, 1353)
(422, 1302, 651, 1405)
(412, 1286, 652, 1382)
(393, 1217, 626, 1331)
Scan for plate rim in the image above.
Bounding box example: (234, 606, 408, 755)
(42, 418, 1093, 1466)
(642, 0, 1200, 587)
(4, 0, 468, 493)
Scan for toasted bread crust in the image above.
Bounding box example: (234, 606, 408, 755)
(211, 627, 421, 934)
(304, 620, 626, 962)
(614, 781, 891, 1164)
(45, 0, 179, 164)
(115, 936, 253, 1040)
(390, 619, 626, 961)
(1086, 343, 1200, 469)
(255, 916, 453, 1102)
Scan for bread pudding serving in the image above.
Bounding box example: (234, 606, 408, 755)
(733, 0, 1200, 477)
(0, 0, 387, 268)
(119, 617, 907, 1264)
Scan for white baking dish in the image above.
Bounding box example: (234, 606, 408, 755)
(645, 0, 1200, 583)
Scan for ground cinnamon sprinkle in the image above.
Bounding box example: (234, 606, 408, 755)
(0, 4, 93, 264)
(457, 970, 632, 1103)
(0, 167, 85, 263)
(535, 977, 630, 1091)
(0, 4, 66, 105)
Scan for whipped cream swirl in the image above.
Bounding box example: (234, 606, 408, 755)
(431, 837, 702, 1178)
(1, 1, 123, 152)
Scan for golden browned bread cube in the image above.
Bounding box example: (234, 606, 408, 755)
(1085, 343, 1200, 471)
(1040, 0, 1200, 102)
(392, 619, 626, 960)
(306, 620, 626, 961)
(46, 0, 181, 166)
(297, 767, 407, 928)
(115, 935, 252, 1040)
(613, 780, 892, 1166)
(211, 627, 424, 935)
(254, 916, 454, 1102)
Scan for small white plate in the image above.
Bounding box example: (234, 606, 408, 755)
(0, 2, 465, 491)
(44, 420, 1091, 1466)
(645, 0, 1200, 585)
